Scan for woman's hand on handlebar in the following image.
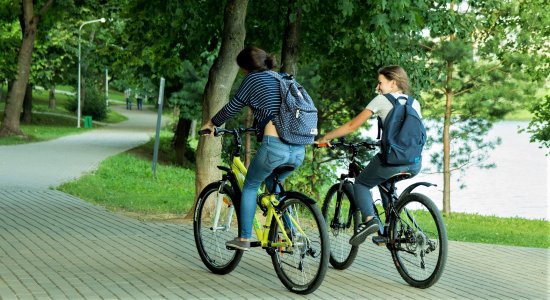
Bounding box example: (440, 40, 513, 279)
(199, 120, 215, 136)
(314, 136, 332, 148)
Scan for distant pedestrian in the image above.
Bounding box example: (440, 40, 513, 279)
(136, 94, 143, 110)
(125, 88, 132, 110)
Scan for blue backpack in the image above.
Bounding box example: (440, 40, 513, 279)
(269, 72, 318, 145)
(377, 94, 426, 165)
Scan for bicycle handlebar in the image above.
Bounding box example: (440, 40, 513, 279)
(199, 127, 256, 137)
(314, 138, 379, 150)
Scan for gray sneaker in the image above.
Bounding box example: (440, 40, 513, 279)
(226, 238, 250, 251)
(349, 219, 379, 246)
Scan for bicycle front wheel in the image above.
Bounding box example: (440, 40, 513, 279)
(322, 183, 359, 270)
(269, 195, 330, 294)
(193, 181, 243, 274)
(389, 193, 448, 288)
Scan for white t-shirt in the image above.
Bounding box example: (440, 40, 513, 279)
(366, 93, 422, 124)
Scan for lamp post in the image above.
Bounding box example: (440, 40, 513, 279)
(77, 18, 106, 128)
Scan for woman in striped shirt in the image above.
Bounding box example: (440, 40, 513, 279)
(200, 46, 306, 251)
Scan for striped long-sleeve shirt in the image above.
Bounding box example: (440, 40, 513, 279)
(211, 70, 281, 141)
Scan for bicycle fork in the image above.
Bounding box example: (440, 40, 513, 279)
(331, 179, 354, 231)
(211, 181, 235, 232)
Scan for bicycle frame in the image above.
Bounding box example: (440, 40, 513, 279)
(210, 128, 300, 249)
(214, 154, 302, 249)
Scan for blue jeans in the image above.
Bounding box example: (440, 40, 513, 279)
(353, 154, 421, 223)
(239, 136, 305, 238)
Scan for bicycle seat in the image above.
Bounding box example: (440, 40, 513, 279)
(273, 164, 295, 176)
(382, 172, 412, 185)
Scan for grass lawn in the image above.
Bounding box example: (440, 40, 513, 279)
(0, 86, 127, 145)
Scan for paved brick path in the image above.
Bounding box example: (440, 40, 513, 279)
(0, 189, 548, 299)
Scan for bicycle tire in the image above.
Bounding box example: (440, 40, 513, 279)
(269, 195, 330, 294)
(322, 183, 359, 270)
(388, 192, 448, 288)
(193, 181, 243, 274)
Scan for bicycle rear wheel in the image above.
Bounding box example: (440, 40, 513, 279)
(389, 193, 448, 288)
(322, 183, 359, 270)
(193, 182, 243, 274)
(270, 195, 329, 294)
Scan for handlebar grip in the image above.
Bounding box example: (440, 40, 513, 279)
(198, 129, 212, 136)
(314, 143, 330, 148)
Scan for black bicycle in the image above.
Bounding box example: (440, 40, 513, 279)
(317, 139, 447, 288)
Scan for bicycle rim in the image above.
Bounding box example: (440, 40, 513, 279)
(270, 197, 329, 294)
(322, 184, 359, 270)
(193, 182, 243, 274)
(389, 193, 448, 288)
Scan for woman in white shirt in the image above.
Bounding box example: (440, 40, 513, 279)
(316, 65, 423, 246)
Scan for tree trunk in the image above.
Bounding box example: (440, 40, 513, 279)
(187, 0, 248, 219)
(442, 60, 453, 217)
(22, 84, 32, 124)
(280, 0, 301, 76)
(0, 80, 4, 103)
(1, 2, 35, 136)
(48, 85, 56, 109)
(0, 0, 52, 137)
(173, 117, 192, 166)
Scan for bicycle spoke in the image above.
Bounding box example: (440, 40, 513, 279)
(390, 193, 447, 288)
(322, 185, 359, 270)
(194, 183, 242, 274)
(271, 197, 329, 294)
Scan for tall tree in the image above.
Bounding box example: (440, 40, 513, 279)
(0, 0, 53, 137)
(191, 0, 249, 218)
(421, 0, 547, 216)
(280, 0, 301, 75)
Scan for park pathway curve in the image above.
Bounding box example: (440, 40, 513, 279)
(0, 105, 160, 189)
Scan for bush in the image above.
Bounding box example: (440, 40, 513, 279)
(65, 85, 107, 121)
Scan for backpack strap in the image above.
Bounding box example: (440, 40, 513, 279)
(405, 96, 414, 106)
(378, 94, 413, 139)
(383, 93, 398, 106)
(377, 116, 382, 139)
(378, 94, 399, 139)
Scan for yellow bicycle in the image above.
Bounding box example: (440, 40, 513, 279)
(193, 127, 329, 294)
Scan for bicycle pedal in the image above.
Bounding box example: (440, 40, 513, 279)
(249, 241, 261, 247)
(372, 235, 388, 246)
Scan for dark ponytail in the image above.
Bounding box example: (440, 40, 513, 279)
(236, 46, 278, 72)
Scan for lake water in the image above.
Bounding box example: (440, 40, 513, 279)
(360, 121, 549, 220)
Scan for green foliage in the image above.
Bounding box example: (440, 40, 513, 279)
(31, 22, 76, 88)
(523, 95, 550, 152)
(168, 59, 213, 120)
(65, 85, 107, 121)
(419, 0, 546, 189)
(0, 20, 19, 79)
